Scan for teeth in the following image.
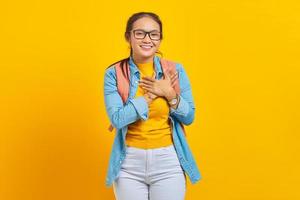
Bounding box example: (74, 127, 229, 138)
(140, 45, 152, 49)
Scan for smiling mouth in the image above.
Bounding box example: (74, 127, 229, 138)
(140, 45, 153, 49)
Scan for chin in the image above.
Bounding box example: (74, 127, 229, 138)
(139, 51, 156, 58)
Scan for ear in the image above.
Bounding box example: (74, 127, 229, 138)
(124, 32, 130, 42)
(126, 37, 132, 45)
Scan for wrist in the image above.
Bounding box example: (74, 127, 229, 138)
(168, 93, 180, 109)
(165, 88, 177, 101)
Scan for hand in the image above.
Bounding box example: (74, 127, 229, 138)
(147, 91, 158, 100)
(146, 72, 158, 100)
(141, 73, 158, 104)
(139, 71, 178, 98)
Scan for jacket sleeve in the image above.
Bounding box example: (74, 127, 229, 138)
(169, 63, 195, 125)
(104, 67, 149, 129)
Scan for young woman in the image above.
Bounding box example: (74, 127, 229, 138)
(104, 12, 202, 200)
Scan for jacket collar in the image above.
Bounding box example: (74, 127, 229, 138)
(128, 55, 163, 79)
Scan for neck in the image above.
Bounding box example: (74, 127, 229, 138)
(132, 53, 154, 64)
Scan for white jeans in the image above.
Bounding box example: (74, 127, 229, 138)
(113, 144, 186, 200)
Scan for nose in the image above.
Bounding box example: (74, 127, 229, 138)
(143, 33, 152, 42)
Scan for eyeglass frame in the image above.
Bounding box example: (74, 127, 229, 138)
(129, 29, 162, 41)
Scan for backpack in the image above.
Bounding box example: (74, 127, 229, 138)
(107, 57, 186, 136)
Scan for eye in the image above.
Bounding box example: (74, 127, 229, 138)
(150, 32, 161, 39)
(135, 31, 144, 36)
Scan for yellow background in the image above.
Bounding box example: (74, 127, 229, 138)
(1, 0, 299, 199)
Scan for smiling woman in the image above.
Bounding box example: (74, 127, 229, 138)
(103, 12, 202, 200)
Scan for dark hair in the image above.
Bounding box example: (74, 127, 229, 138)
(125, 12, 163, 57)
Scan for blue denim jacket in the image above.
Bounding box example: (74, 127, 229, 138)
(103, 55, 202, 187)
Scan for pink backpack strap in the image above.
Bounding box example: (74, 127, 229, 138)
(108, 59, 131, 132)
(160, 58, 187, 137)
(115, 60, 131, 103)
(160, 58, 180, 95)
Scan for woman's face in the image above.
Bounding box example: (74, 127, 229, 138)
(127, 17, 161, 63)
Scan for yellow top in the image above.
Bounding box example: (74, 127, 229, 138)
(125, 61, 173, 149)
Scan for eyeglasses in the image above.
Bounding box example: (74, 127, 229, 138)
(131, 29, 161, 41)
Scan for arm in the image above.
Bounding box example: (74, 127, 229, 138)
(104, 67, 152, 129)
(169, 63, 195, 125)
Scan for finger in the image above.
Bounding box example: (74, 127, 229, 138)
(139, 83, 153, 89)
(152, 71, 156, 79)
(169, 72, 178, 80)
(163, 70, 171, 77)
(139, 79, 152, 83)
(139, 80, 154, 87)
(171, 82, 176, 87)
(163, 74, 171, 81)
(170, 78, 176, 85)
(139, 80, 153, 86)
(171, 72, 178, 79)
(171, 77, 177, 85)
(141, 86, 154, 93)
(147, 92, 157, 99)
(171, 74, 178, 82)
(142, 76, 155, 82)
(148, 91, 158, 97)
(147, 90, 160, 97)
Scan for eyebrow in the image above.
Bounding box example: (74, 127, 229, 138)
(133, 29, 160, 32)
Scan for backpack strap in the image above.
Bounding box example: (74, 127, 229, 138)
(115, 60, 131, 103)
(160, 58, 180, 95)
(160, 58, 187, 136)
(108, 59, 131, 132)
